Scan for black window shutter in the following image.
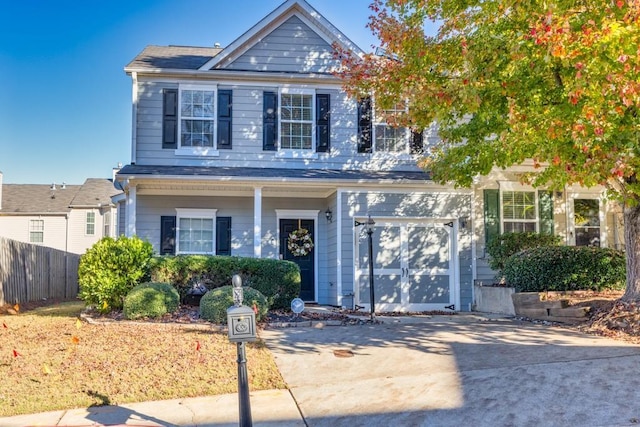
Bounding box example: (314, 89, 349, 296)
(216, 217, 232, 256)
(410, 129, 424, 154)
(160, 216, 176, 255)
(316, 94, 330, 152)
(357, 97, 372, 153)
(217, 90, 232, 149)
(162, 89, 178, 149)
(483, 189, 501, 245)
(538, 190, 554, 235)
(263, 91, 277, 151)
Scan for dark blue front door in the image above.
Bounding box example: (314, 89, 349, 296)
(280, 219, 315, 301)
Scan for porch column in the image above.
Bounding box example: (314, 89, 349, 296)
(254, 187, 262, 258)
(125, 184, 137, 237)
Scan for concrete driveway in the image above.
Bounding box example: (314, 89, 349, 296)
(261, 315, 640, 427)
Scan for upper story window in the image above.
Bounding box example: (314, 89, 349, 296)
(263, 89, 330, 156)
(29, 220, 44, 243)
(180, 89, 215, 148)
(280, 92, 313, 150)
(162, 87, 232, 154)
(86, 212, 95, 235)
(357, 96, 422, 155)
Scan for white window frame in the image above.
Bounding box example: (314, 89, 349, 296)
(86, 211, 96, 236)
(104, 211, 111, 237)
(276, 87, 317, 159)
(176, 84, 219, 157)
(175, 208, 218, 254)
(29, 219, 44, 243)
(498, 183, 538, 234)
(567, 192, 606, 247)
(372, 100, 410, 155)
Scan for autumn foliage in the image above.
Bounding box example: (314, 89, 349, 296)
(336, 0, 640, 298)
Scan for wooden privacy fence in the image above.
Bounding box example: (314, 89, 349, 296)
(0, 237, 81, 305)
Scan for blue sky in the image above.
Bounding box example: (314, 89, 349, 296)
(0, 0, 382, 184)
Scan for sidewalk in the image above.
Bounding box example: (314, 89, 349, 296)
(0, 390, 304, 427)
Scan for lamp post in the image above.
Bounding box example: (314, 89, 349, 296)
(355, 215, 376, 321)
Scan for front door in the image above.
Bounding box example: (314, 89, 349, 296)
(280, 219, 315, 301)
(355, 219, 457, 312)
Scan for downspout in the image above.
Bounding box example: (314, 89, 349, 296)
(131, 71, 138, 164)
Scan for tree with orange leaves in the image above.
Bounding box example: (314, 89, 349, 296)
(337, 0, 640, 298)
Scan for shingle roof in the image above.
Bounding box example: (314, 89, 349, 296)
(125, 45, 223, 71)
(117, 165, 431, 182)
(0, 179, 122, 214)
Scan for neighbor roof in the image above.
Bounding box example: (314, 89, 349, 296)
(125, 45, 223, 72)
(1, 179, 122, 214)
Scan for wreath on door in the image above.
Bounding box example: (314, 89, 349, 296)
(287, 227, 314, 257)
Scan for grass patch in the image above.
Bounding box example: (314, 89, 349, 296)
(0, 300, 286, 417)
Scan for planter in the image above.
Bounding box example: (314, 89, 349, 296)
(473, 284, 515, 315)
(511, 292, 589, 323)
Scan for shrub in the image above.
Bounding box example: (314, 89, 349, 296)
(487, 232, 561, 274)
(149, 255, 300, 309)
(503, 245, 626, 292)
(199, 285, 269, 323)
(123, 282, 180, 320)
(78, 236, 154, 313)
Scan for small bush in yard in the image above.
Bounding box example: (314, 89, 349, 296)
(78, 236, 153, 313)
(487, 232, 561, 274)
(199, 286, 269, 324)
(123, 282, 180, 320)
(503, 245, 626, 292)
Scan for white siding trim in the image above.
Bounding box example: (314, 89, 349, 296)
(336, 189, 344, 307)
(131, 72, 138, 164)
(254, 187, 263, 258)
(126, 185, 137, 237)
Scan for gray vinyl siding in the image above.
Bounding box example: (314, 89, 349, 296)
(339, 190, 473, 311)
(135, 195, 254, 257)
(134, 81, 423, 173)
(225, 16, 339, 73)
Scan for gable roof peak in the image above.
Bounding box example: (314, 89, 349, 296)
(199, 0, 365, 71)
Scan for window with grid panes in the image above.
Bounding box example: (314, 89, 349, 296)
(502, 191, 537, 233)
(280, 93, 313, 150)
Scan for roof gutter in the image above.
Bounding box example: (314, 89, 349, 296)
(123, 67, 341, 84)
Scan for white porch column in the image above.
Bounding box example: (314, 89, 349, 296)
(125, 184, 137, 237)
(254, 187, 262, 258)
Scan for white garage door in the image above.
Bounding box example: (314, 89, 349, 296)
(355, 219, 458, 312)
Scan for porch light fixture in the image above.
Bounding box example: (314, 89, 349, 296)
(354, 215, 376, 321)
(325, 208, 333, 223)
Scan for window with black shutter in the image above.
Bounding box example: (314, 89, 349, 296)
(217, 90, 232, 149)
(263, 91, 277, 151)
(357, 97, 372, 153)
(410, 129, 424, 154)
(160, 216, 176, 255)
(216, 217, 232, 256)
(162, 89, 178, 149)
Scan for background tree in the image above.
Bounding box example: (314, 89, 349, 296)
(337, 0, 640, 299)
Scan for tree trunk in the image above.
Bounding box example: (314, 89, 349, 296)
(623, 202, 640, 300)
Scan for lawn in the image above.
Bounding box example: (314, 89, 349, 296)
(0, 301, 286, 417)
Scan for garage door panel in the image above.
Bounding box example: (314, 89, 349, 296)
(408, 226, 450, 270)
(408, 275, 450, 304)
(359, 274, 401, 304)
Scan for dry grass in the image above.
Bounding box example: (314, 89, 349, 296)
(0, 300, 286, 417)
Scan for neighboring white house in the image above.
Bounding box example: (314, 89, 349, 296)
(0, 172, 123, 254)
(115, 0, 624, 312)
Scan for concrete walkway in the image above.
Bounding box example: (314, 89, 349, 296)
(4, 314, 640, 426)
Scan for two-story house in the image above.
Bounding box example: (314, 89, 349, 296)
(116, 0, 623, 312)
(0, 172, 122, 254)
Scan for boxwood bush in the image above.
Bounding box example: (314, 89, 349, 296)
(123, 282, 180, 320)
(78, 236, 154, 313)
(503, 245, 626, 292)
(148, 255, 300, 309)
(487, 232, 561, 274)
(199, 285, 269, 323)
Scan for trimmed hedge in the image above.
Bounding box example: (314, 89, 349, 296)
(199, 286, 269, 324)
(123, 282, 180, 320)
(487, 232, 561, 274)
(78, 236, 154, 313)
(503, 245, 626, 292)
(148, 255, 301, 309)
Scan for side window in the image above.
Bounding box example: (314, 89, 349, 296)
(29, 220, 44, 243)
(501, 191, 537, 233)
(357, 96, 421, 154)
(86, 212, 96, 235)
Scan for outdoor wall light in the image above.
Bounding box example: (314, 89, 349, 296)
(325, 208, 333, 223)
